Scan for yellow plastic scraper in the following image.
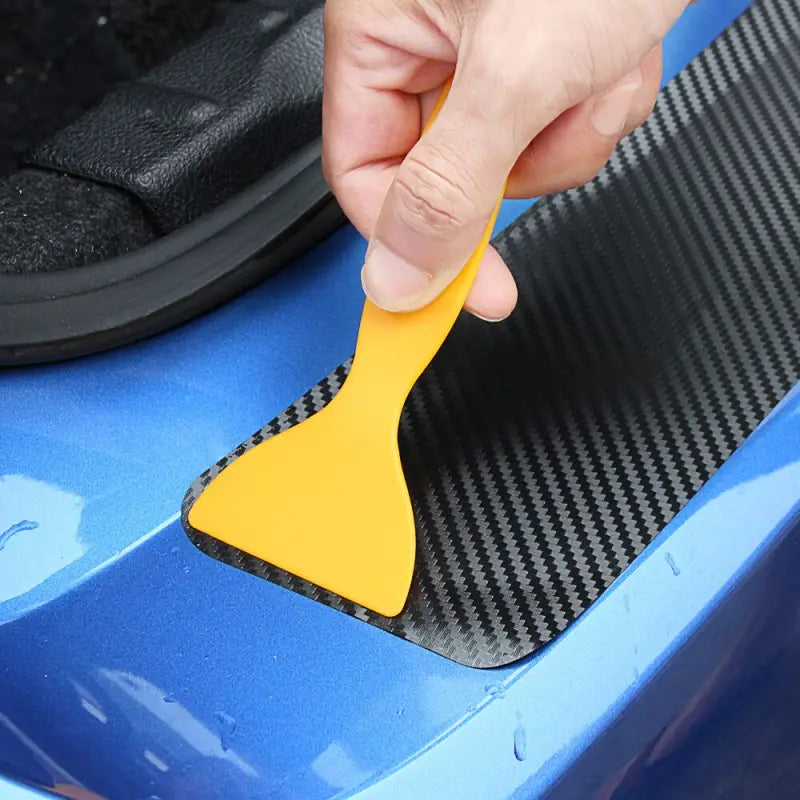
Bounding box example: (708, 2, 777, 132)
(188, 82, 504, 617)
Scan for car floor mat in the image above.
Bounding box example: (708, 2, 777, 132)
(0, 0, 242, 178)
(0, 1, 343, 365)
(183, 0, 800, 668)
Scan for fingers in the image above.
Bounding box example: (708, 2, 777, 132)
(321, 0, 457, 239)
(361, 71, 521, 311)
(507, 46, 663, 198)
(463, 245, 518, 321)
(325, 0, 691, 315)
(464, 48, 661, 322)
(622, 46, 664, 136)
(464, 46, 661, 321)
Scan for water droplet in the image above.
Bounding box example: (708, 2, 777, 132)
(484, 683, 506, 699)
(143, 749, 169, 773)
(513, 722, 527, 762)
(397, 705, 405, 717)
(215, 711, 237, 752)
(163, 694, 177, 704)
(665, 552, 681, 576)
(170, 547, 179, 556)
(0, 519, 39, 552)
(183, 566, 190, 574)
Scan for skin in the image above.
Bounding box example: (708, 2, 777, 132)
(322, 0, 694, 320)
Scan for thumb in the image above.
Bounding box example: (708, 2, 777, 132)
(361, 81, 517, 312)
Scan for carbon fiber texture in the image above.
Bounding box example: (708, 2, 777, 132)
(184, 0, 800, 668)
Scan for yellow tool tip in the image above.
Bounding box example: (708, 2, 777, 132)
(187, 405, 416, 618)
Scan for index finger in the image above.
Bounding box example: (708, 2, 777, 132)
(321, 1, 455, 238)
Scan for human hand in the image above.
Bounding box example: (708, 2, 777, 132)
(322, 0, 691, 319)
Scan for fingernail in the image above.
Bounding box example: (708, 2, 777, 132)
(591, 67, 643, 137)
(361, 240, 432, 311)
(468, 309, 511, 323)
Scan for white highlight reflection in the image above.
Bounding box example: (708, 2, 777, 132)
(0, 474, 85, 603)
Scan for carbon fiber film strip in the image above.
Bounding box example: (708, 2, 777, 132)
(184, 0, 800, 667)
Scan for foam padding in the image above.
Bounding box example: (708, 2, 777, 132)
(184, 0, 800, 667)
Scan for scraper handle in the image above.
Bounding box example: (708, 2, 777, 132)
(344, 79, 505, 419)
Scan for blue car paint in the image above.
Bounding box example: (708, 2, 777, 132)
(358, 386, 800, 800)
(0, 0, 788, 797)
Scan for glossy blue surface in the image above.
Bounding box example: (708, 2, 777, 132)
(1, 1, 789, 798)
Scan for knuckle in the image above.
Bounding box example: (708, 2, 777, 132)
(540, 8, 602, 99)
(324, 0, 379, 65)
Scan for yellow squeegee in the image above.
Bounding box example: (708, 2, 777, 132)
(188, 82, 504, 617)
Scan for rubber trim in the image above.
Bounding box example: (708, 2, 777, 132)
(0, 142, 343, 364)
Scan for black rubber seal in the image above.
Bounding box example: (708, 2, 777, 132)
(0, 142, 343, 364)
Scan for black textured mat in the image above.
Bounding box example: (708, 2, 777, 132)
(0, 0, 241, 177)
(184, 0, 800, 668)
